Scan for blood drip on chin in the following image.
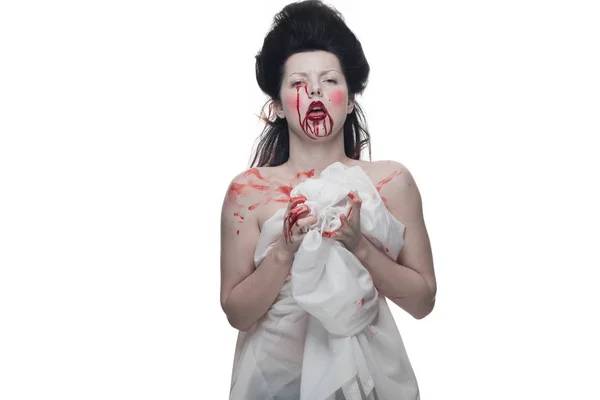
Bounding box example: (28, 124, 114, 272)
(295, 85, 334, 139)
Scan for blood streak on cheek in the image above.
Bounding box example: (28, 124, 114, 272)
(248, 203, 260, 211)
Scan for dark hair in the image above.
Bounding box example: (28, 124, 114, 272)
(250, 0, 372, 168)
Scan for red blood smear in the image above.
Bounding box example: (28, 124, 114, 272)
(248, 202, 260, 211)
(243, 168, 265, 181)
(233, 212, 245, 220)
(249, 184, 270, 191)
(296, 85, 334, 139)
(296, 169, 315, 179)
(385, 248, 389, 252)
(229, 169, 272, 203)
(359, 298, 365, 306)
(227, 183, 247, 206)
(236, 230, 240, 235)
(304, 112, 334, 138)
(279, 186, 293, 196)
(284, 198, 308, 243)
(375, 170, 403, 193)
(296, 86, 308, 138)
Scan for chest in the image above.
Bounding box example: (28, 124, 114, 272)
(254, 165, 394, 232)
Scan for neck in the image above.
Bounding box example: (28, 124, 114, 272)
(283, 127, 356, 176)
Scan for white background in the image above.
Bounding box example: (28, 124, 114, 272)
(1, 0, 599, 399)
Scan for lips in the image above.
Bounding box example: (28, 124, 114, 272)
(306, 101, 327, 120)
(295, 88, 334, 139)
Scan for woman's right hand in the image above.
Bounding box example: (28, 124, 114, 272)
(279, 195, 317, 256)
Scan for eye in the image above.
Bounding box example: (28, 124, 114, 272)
(325, 79, 338, 84)
(291, 81, 304, 87)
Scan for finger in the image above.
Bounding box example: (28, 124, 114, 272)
(288, 195, 307, 211)
(284, 201, 306, 243)
(348, 191, 362, 206)
(289, 204, 309, 223)
(322, 230, 340, 238)
(348, 191, 361, 202)
(295, 214, 317, 226)
(285, 206, 310, 241)
(295, 215, 318, 233)
(347, 195, 362, 221)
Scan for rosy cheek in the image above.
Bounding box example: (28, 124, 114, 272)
(329, 89, 346, 108)
(286, 93, 297, 110)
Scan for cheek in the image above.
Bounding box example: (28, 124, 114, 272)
(285, 93, 297, 110)
(329, 89, 346, 108)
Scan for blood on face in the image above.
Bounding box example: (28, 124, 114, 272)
(294, 83, 334, 140)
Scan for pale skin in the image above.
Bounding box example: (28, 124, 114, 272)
(220, 50, 437, 332)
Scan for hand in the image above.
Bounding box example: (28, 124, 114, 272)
(322, 191, 363, 252)
(279, 195, 317, 256)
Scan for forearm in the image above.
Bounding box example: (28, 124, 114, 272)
(353, 236, 435, 319)
(224, 239, 293, 331)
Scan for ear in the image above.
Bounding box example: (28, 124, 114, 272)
(347, 94, 355, 114)
(274, 100, 286, 119)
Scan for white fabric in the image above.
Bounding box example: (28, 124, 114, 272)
(230, 162, 420, 400)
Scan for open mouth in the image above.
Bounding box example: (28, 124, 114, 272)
(307, 101, 327, 120)
(295, 93, 334, 138)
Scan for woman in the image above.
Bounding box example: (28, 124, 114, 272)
(220, 1, 436, 399)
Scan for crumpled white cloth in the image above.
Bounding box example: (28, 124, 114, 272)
(229, 162, 420, 400)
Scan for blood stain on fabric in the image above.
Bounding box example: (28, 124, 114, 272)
(354, 298, 365, 308)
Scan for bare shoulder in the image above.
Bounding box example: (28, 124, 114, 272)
(377, 159, 417, 193)
(371, 160, 436, 297)
(220, 165, 290, 232)
(220, 167, 271, 308)
(356, 159, 418, 207)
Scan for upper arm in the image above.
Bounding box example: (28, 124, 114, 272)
(219, 173, 261, 311)
(381, 161, 437, 297)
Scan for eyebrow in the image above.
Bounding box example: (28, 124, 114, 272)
(287, 69, 340, 78)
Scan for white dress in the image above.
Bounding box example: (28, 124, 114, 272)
(229, 162, 420, 400)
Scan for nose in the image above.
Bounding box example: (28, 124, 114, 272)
(308, 80, 322, 97)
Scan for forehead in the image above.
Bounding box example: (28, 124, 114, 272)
(283, 50, 342, 75)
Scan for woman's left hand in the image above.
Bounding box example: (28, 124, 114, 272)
(322, 191, 364, 252)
